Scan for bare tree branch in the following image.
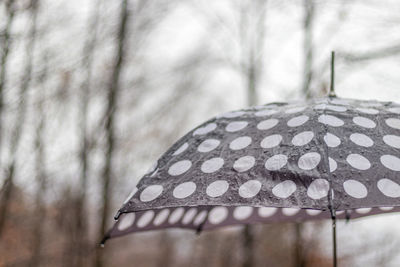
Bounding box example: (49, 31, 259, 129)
(340, 44, 400, 62)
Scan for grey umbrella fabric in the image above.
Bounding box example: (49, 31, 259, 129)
(104, 96, 400, 241)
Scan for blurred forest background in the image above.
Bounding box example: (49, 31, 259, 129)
(1, 0, 400, 266)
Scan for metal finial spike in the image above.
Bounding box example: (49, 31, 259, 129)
(329, 51, 336, 97)
(114, 211, 122, 220)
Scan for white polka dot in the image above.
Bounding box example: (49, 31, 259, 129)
(123, 187, 138, 204)
(360, 102, 382, 107)
(314, 103, 347, 112)
(346, 154, 371, 170)
(356, 108, 379, 114)
(153, 209, 170, 226)
(380, 155, 400, 171)
(206, 180, 229, 197)
(233, 156, 255, 172)
(377, 178, 400, 198)
(233, 206, 253, 220)
(306, 209, 322, 216)
(137, 210, 155, 228)
(168, 208, 185, 224)
(173, 143, 188, 155)
(239, 180, 262, 198)
(282, 208, 300, 216)
(285, 106, 306, 114)
(226, 121, 248, 132)
(198, 139, 220, 152)
(208, 207, 228, 224)
(323, 133, 341, 147)
(173, 182, 196, 199)
(383, 135, 400, 148)
(355, 208, 371, 214)
(118, 213, 135, 231)
(168, 160, 192, 176)
(315, 99, 329, 104)
(258, 207, 277, 217)
(272, 180, 296, 198)
(182, 208, 197, 225)
(336, 210, 345, 215)
(298, 152, 321, 170)
(257, 119, 279, 130)
(265, 104, 280, 108)
(229, 136, 252, 150)
(287, 115, 309, 127)
(307, 179, 330, 199)
(201, 157, 224, 173)
(220, 111, 245, 118)
(193, 210, 208, 226)
(193, 123, 217, 135)
(353, 116, 376, 128)
(343, 180, 368, 198)
(386, 118, 400, 129)
(260, 134, 282, 148)
(329, 157, 337, 172)
(292, 131, 314, 146)
(255, 109, 277, 117)
(265, 154, 288, 171)
(350, 133, 373, 147)
(387, 107, 400, 114)
(140, 185, 163, 202)
(318, 115, 344, 127)
(314, 103, 326, 110)
(379, 207, 394, 211)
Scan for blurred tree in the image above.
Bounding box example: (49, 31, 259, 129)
(29, 51, 49, 267)
(238, 0, 266, 107)
(71, 0, 102, 266)
(0, 0, 39, 238)
(301, 0, 314, 99)
(0, 0, 16, 160)
(238, 1, 266, 266)
(94, 0, 129, 266)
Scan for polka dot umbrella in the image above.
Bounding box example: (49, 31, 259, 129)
(103, 54, 400, 267)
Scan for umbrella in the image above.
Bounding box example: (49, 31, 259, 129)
(103, 53, 400, 266)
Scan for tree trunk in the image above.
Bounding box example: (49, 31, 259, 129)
(0, 0, 39, 238)
(74, 1, 101, 266)
(239, 2, 266, 267)
(294, 223, 306, 267)
(301, 0, 314, 99)
(296, 1, 315, 266)
(0, 1, 16, 162)
(29, 52, 48, 267)
(94, 1, 129, 266)
(242, 225, 254, 267)
(157, 231, 174, 267)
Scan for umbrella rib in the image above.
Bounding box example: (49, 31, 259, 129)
(196, 205, 213, 234)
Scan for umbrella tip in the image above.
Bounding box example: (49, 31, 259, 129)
(100, 232, 111, 247)
(329, 51, 336, 98)
(100, 237, 108, 247)
(114, 211, 122, 220)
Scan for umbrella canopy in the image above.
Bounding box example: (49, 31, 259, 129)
(104, 96, 400, 241)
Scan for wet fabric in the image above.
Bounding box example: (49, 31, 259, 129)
(105, 97, 400, 241)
